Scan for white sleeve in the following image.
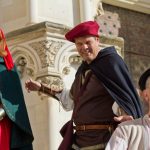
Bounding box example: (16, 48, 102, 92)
(105, 127, 128, 150)
(55, 88, 74, 111)
(112, 102, 127, 116)
(112, 102, 119, 116)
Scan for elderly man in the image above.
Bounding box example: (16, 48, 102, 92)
(105, 68, 150, 150)
(25, 21, 143, 150)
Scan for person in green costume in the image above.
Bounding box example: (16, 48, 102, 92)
(0, 28, 34, 150)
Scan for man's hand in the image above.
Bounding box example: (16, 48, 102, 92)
(25, 79, 41, 93)
(114, 115, 134, 122)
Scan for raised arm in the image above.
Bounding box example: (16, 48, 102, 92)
(25, 79, 41, 92)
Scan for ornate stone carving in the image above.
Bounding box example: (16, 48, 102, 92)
(62, 55, 82, 75)
(15, 56, 35, 78)
(96, 0, 104, 16)
(29, 40, 65, 68)
(69, 55, 82, 65)
(62, 66, 71, 75)
(15, 57, 27, 78)
(11, 46, 36, 79)
(37, 75, 63, 89)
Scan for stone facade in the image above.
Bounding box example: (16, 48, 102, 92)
(96, 3, 150, 86)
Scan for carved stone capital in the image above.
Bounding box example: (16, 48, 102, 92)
(94, 0, 104, 18)
(36, 75, 63, 90)
(29, 39, 65, 68)
(11, 46, 36, 79)
(15, 56, 35, 78)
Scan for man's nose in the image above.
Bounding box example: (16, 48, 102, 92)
(82, 44, 88, 49)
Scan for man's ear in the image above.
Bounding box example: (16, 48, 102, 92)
(142, 90, 149, 102)
(139, 90, 143, 97)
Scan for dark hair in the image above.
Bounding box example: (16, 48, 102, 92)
(138, 69, 150, 91)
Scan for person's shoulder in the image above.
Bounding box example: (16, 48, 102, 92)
(117, 118, 143, 132)
(119, 118, 142, 126)
(115, 117, 144, 141)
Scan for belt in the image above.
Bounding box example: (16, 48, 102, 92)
(72, 143, 106, 150)
(74, 124, 114, 131)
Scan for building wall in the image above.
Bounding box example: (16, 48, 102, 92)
(0, 0, 76, 33)
(96, 3, 150, 86)
(38, 0, 74, 25)
(0, 0, 29, 32)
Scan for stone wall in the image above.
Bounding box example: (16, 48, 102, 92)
(96, 3, 150, 87)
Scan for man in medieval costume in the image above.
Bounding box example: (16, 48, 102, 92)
(25, 21, 143, 150)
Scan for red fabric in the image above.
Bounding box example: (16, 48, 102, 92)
(0, 117, 11, 150)
(0, 29, 14, 70)
(65, 21, 100, 42)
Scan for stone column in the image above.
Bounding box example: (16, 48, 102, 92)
(79, 0, 93, 22)
(28, 0, 38, 24)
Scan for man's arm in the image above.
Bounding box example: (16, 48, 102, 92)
(112, 102, 134, 122)
(25, 78, 74, 111)
(56, 89, 74, 111)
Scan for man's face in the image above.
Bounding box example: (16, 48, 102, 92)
(144, 87, 150, 102)
(75, 35, 100, 64)
(141, 78, 150, 102)
(0, 32, 7, 57)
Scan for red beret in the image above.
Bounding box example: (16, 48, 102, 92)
(65, 21, 100, 43)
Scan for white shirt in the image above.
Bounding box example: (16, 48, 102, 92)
(56, 88, 74, 111)
(105, 115, 150, 150)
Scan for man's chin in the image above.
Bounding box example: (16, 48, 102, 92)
(84, 57, 94, 63)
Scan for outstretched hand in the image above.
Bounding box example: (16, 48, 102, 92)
(25, 79, 41, 93)
(114, 115, 134, 122)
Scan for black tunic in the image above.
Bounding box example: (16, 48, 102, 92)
(77, 46, 143, 118)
